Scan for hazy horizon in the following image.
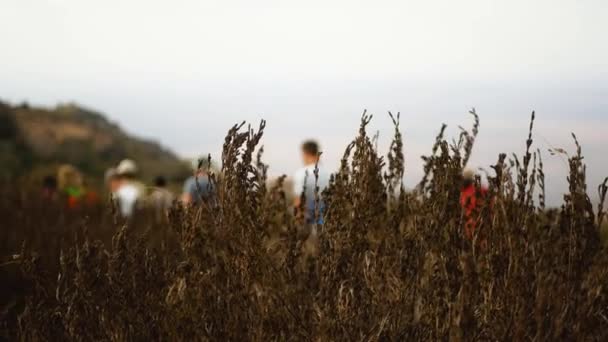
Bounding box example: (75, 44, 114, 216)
(1, 0, 607, 205)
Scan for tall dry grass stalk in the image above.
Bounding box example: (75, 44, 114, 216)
(2, 111, 608, 341)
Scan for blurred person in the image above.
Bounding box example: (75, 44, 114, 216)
(81, 179, 99, 207)
(460, 169, 489, 240)
(114, 159, 145, 218)
(293, 140, 329, 225)
(147, 175, 174, 220)
(41, 175, 58, 200)
(181, 158, 214, 205)
(57, 164, 88, 209)
(104, 167, 121, 212)
(104, 167, 121, 194)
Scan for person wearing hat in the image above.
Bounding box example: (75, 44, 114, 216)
(114, 159, 145, 217)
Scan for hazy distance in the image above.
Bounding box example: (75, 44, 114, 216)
(1, 0, 607, 205)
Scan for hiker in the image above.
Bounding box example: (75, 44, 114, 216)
(57, 164, 97, 209)
(459, 169, 489, 241)
(181, 158, 214, 205)
(147, 175, 174, 220)
(114, 159, 145, 218)
(293, 140, 329, 225)
(105, 167, 123, 214)
(104, 167, 121, 195)
(41, 175, 58, 201)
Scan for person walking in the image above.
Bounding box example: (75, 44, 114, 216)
(57, 164, 86, 209)
(460, 169, 489, 241)
(181, 158, 214, 205)
(41, 175, 58, 201)
(104, 167, 120, 195)
(147, 175, 174, 221)
(293, 140, 329, 225)
(114, 159, 144, 218)
(57, 164, 97, 209)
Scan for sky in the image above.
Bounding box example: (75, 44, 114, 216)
(1, 0, 607, 205)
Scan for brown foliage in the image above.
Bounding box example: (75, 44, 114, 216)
(2, 111, 608, 341)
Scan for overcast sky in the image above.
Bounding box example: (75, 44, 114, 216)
(1, 0, 607, 205)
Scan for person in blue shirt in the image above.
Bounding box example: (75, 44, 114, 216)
(293, 140, 329, 224)
(181, 158, 214, 205)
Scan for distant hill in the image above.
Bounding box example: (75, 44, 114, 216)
(0, 100, 191, 186)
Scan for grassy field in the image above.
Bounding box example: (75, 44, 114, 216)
(1, 112, 607, 341)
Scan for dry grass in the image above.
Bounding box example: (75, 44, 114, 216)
(601, 222, 608, 247)
(2, 111, 608, 341)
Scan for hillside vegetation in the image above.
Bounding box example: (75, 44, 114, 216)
(0, 101, 190, 184)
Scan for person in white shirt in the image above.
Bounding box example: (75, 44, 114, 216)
(293, 140, 329, 224)
(113, 159, 144, 218)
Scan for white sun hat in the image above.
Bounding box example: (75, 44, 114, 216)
(116, 159, 138, 176)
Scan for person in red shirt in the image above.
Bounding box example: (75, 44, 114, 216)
(460, 169, 488, 241)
